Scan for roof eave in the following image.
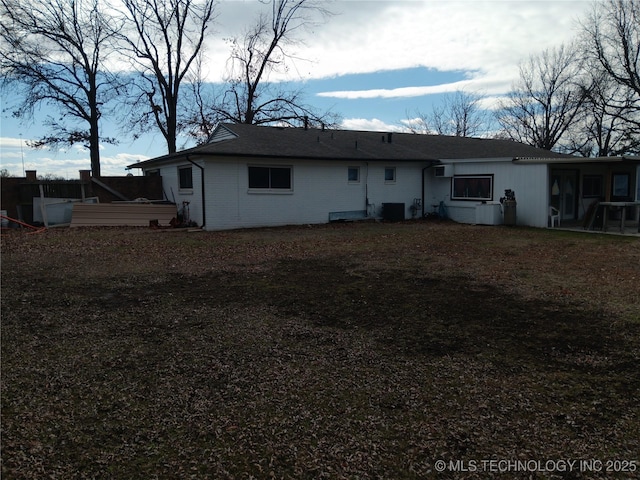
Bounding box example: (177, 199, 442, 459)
(512, 155, 639, 164)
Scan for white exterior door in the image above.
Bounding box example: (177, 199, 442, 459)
(550, 170, 578, 221)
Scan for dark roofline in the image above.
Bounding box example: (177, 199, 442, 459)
(128, 152, 437, 169)
(127, 123, 576, 169)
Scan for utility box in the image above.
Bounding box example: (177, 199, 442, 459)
(475, 203, 502, 225)
(503, 200, 517, 226)
(433, 164, 454, 177)
(382, 203, 405, 222)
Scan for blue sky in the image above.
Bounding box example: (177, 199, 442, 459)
(0, 0, 594, 178)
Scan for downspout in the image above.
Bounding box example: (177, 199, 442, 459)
(365, 162, 369, 216)
(186, 155, 206, 229)
(422, 165, 430, 218)
(422, 162, 438, 217)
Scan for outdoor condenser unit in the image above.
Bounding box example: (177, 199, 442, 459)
(433, 164, 454, 177)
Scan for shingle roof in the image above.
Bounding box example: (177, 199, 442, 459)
(129, 123, 573, 168)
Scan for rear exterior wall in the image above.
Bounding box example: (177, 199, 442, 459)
(424, 160, 549, 228)
(202, 158, 425, 230)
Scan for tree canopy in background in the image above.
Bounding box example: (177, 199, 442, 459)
(496, 0, 640, 155)
(185, 0, 340, 142)
(1, 0, 639, 175)
(115, 0, 216, 154)
(0, 0, 121, 176)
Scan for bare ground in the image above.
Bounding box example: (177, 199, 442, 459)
(1, 221, 639, 479)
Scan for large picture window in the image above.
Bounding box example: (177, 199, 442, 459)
(451, 175, 493, 201)
(248, 166, 292, 191)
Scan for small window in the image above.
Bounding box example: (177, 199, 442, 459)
(612, 173, 630, 199)
(348, 167, 360, 183)
(384, 167, 396, 183)
(451, 175, 493, 201)
(582, 175, 603, 198)
(248, 166, 292, 191)
(178, 166, 193, 190)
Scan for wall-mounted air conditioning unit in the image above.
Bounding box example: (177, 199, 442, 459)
(433, 164, 454, 177)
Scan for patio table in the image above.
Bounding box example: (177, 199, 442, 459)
(599, 201, 640, 233)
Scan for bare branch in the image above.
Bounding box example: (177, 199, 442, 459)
(0, 0, 122, 175)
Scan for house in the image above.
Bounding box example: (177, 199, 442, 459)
(127, 123, 640, 231)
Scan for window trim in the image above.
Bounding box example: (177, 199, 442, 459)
(451, 174, 494, 201)
(348, 166, 360, 183)
(247, 165, 293, 193)
(612, 172, 630, 200)
(178, 165, 193, 192)
(384, 167, 396, 184)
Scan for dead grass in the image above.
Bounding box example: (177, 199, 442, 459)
(1, 221, 639, 479)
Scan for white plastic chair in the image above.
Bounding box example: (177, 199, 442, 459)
(549, 206, 560, 228)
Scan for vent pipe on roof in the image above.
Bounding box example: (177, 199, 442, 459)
(387, 132, 393, 143)
(304, 116, 309, 130)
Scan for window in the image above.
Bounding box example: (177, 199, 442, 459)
(612, 173, 630, 199)
(178, 166, 193, 190)
(384, 167, 396, 183)
(248, 166, 292, 190)
(451, 175, 493, 201)
(582, 175, 603, 198)
(348, 167, 360, 183)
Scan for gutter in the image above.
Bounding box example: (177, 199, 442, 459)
(185, 155, 206, 229)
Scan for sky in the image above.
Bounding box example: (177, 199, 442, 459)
(0, 0, 596, 178)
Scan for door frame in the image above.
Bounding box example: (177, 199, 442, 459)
(550, 169, 579, 222)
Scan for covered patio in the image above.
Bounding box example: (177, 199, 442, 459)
(515, 155, 640, 236)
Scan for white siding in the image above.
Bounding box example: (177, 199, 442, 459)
(424, 159, 549, 227)
(203, 158, 425, 230)
(157, 162, 204, 226)
(150, 155, 558, 230)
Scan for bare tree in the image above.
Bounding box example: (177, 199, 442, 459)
(194, 0, 339, 135)
(0, 0, 119, 176)
(406, 91, 488, 137)
(404, 110, 432, 135)
(581, 0, 640, 98)
(567, 70, 640, 156)
(579, 0, 640, 156)
(496, 44, 590, 151)
(116, 0, 216, 154)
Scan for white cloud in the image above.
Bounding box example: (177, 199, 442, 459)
(300, 1, 588, 80)
(340, 117, 405, 132)
(318, 79, 476, 99)
(0, 137, 29, 149)
(0, 134, 151, 178)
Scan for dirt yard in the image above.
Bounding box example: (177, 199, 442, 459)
(1, 221, 639, 479)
